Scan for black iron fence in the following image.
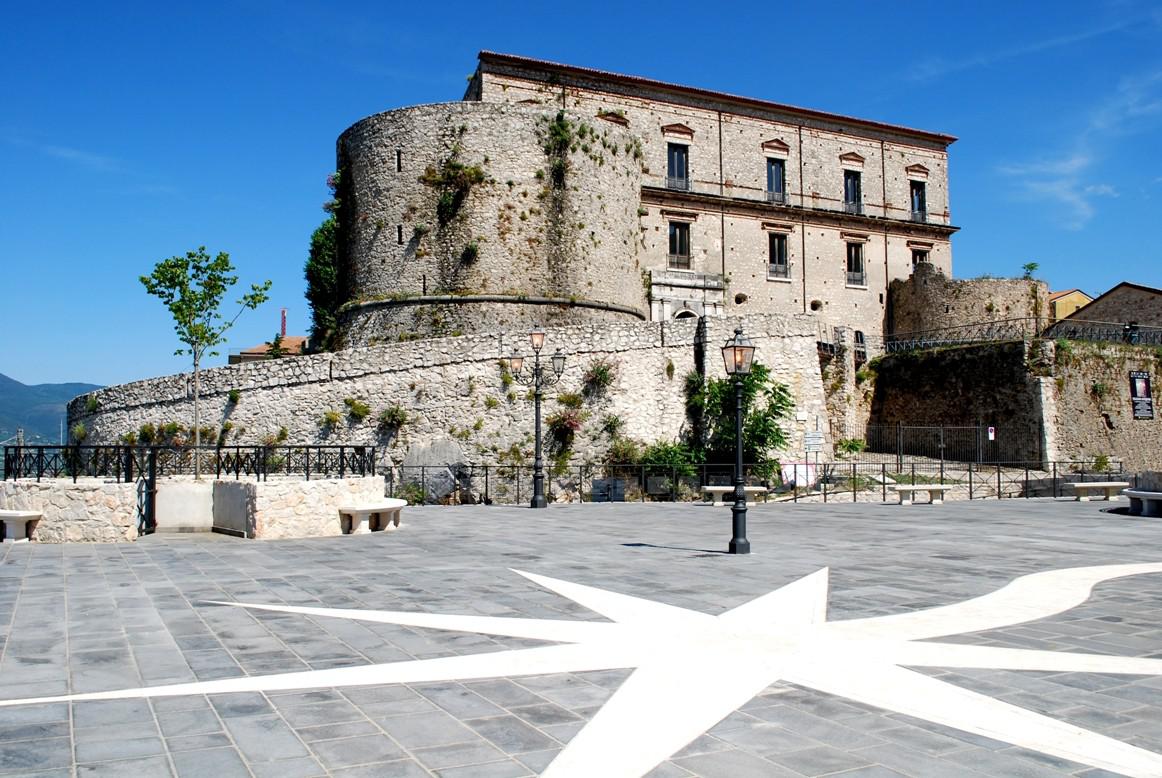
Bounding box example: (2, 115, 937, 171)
(830, 423, 1032, 464)
(885, 316, 1162, 354)
(3, 445, 377, 483)
(384, 459, 1129, 505)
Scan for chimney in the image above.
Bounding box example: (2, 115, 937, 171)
(281, 308, 287, 337)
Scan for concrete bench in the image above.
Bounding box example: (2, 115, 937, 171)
(702, 485, 768, 507)
(1124, 489, 1162, 517)
(0, 510, 43, 543)
(338, 499, 407, 535)
(1066, 481, 1131, 502)
(890, 484, 953, 506)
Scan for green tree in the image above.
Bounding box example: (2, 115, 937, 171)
(267, 332, 288, 358)
(140, 247, 271, 478)
(684, 362, 794, 477)
(1022, 262, 1039, 280)
(305, 172, 342, 350)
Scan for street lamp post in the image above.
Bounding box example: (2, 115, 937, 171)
(510, 328, 565, 509)
(721, 326, 756, 555)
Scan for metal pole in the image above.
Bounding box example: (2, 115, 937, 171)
(729, 376, 750, 554)
(531, 352, 547, 509)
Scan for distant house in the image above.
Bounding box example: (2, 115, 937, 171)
(1047, 289, 1092, 322)
(1061, 283, 1162, 328)
(228, 335, 307, 364)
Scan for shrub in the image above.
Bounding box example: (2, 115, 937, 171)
(460, 242, 479, 264)
(378, 405, 409, 430)
(397, 482, 426, 505)
(138, 423, 157, 444)
(835, 438, 867, 457)
(484, 396, 499, 410)
(344, 397, 371, 421)
(638, 440, 698, 478)
(1093, 453, 1111, 472)
(277, 426, 288, 442)
(321, 409, 342, 428)
(120, 431, 138, 446)
(1090, 381, 1109, 399)
(162, 421, 183, 439)
(582, 358, 616, 397)
(665, 359, 675, 380)
(557, 392, 584, 409)
(227, 388, 241, 404)
(601, 414, 624, 437)
(604, 436, 640, 465)
(85, 395, 100, 413)
(546, 408, 588, 452)
(71, 422, 87, 443)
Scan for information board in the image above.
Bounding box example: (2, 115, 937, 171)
(1130, 371, 1154, 420)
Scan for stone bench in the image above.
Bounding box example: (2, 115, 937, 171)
(702, 486, 768, 507)
(338, 499, 407, 535)
(890, 484, 953, 506)
(0, 510, 43, 543)
(1066, 481, 1131, 502)
(1124, 489, 1162, 518)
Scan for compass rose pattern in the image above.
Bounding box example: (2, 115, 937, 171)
(2, 563, 1162, 777)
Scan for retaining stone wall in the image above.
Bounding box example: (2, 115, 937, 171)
(0, 480, 137, 542)
(69, 314, 830, 470)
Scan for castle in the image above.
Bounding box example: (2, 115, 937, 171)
(65, 53, 978, 474)
(336, 51, 956, 349)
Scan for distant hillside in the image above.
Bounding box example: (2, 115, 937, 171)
(0, 373, 102, 444)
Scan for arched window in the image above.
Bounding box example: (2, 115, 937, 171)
(674, 309, 698, 320)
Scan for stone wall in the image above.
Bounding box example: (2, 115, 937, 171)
(69, 314, 829, 470)
(862, 339, 1162, 471)
(1064, 284, 1162, 327)
(213, 476, 385, 539)
(0, 480, 137, 542)
(1048, 340, 1162, 470)
(889, 262, 1049, 335)
(336, 102, 645, 346)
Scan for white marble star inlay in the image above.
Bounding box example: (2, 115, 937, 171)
(4, 564, 1162, 777)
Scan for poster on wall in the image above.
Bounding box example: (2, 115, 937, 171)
(1130, 371, 1154, 420)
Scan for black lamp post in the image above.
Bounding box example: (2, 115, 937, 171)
(721, 326, 756, 554)
(510, 328, 565, 508)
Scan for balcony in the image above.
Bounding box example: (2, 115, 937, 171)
(768, 262, 790, 280)
(665, 176, 690, 191)
(667, 253, 691, 270)
(911, 209, 928, 223)
(846, 270, 867, 287)
(766, 189, 789, 206)
(843, 200, 863, 216)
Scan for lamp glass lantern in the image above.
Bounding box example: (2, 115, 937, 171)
(722, 328, 756, 376)
(509, 356, 524, 375)
(551, 349, 565, 377)
(529, 328, 546, 353)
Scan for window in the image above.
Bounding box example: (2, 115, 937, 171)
(843, 170, 862, 214)
(668, 222, 690, 268)
(846, 242, 866, 286)
(911, 248, 929, 268)
(768, 233, 789, 279)
(667, 143, 689, 190)
(395, 149, 402, 172)
(397, 225, 404, 245)
(766, 158, 786, 204)
(910, 180, 927, 222)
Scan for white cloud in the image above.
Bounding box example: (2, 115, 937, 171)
(908, 21, 1132, 82)
(999, 69, 1162, 228)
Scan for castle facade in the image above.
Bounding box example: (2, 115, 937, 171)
(336, 52, 957, 347)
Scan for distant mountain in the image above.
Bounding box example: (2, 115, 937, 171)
(0, 373, 102, 445)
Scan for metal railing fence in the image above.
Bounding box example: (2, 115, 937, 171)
(3, 445, 376, 483)
(384, 460, 1127, 506)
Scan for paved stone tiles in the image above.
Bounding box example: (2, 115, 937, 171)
(0, 498, 1159, 776)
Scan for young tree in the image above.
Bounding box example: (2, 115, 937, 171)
(1022, 262, 1039, 280)
(305, 172, 342, 350)
(141, 247, 271, 478)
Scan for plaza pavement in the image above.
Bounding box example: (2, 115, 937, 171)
(0, 497, 1159, 777)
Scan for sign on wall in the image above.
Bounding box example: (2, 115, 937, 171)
(1129, 371, 1154, 420)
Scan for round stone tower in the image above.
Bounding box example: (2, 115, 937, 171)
(335, 102, 648, 347)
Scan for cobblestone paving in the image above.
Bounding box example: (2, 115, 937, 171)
(0, 498, 1159, 776)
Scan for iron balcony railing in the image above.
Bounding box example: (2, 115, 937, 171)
(766, 189, 789, 205)
(844, 200, 863, 215)
(911, 209, 927, 223)
(768, 262, 790, 280)
(3, 445, 377, 483)
(846, 270, 867, 286)
(665, 175, 690, 191)
(667, 253, 691, 270)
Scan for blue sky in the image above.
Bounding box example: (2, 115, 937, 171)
(3, 0, 1161, 386)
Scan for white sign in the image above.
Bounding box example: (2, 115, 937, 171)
(987, 426, 996, 441)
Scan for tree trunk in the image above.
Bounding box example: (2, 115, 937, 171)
(193, 354, 201, 480)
